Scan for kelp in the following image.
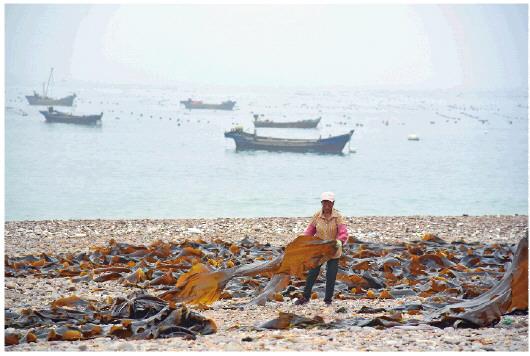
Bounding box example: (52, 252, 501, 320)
(426, 236, 528, 328)
(274, 235, 337, 278)
(159, 235, 338, 305)
(258, 312, 326, 330)
(161, 268, 234, 305)
(248, 274, 291, 306)
(5, 292, 216, 346)
(258, 310, 410, 330)
(257, 236, 528, 331)
(6, 231, 528, 344)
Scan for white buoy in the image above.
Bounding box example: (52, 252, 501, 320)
(348, 139, 356, 153)
(407, 134, 420, 141)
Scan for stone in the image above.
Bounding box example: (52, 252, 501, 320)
(187, 228, 203, 234)
(116, 343, 135, 351)
(335, 306, 348, 313)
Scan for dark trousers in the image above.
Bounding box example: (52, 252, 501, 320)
(302, 258, 339, 302)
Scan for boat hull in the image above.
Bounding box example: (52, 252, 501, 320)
(253, 117, 321, 128)
(224, 130, 353, 154)
(26, 94, 76, 106)
(180, 100, 236, 110)
(39, 111, 103, 125)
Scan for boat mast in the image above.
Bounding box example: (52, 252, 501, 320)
(45, 67, 54, 97)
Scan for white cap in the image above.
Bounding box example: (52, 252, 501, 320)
(321, 191, 335, 202)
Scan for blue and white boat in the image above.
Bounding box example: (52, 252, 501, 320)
(224, 128, 354, 154)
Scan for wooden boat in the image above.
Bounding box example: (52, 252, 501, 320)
(25, 68, 76, 106)
(253, 115, 321, 128)
(26, 92, 76, 106)
(224, 127, 354, 154)
(39, 107, 102, 125)
(180, 99, 236, 110)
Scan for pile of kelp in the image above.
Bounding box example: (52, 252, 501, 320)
(5, 235, 337, 345)
(5, 292, 217, 346)
(257, 235, 528, 331)
(5, 233, 528, 344)
(5, 235, 337, 306)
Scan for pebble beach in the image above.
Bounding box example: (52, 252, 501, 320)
(4, 215, 529, 351)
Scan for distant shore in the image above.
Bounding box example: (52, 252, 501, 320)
(5, 215, 527, 257)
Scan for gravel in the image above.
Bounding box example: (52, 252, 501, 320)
(4, 215, 528, 351)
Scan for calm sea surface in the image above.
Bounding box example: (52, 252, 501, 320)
(5, 84, 528, 221)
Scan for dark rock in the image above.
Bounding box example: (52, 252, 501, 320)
(335, 306, 348, 313)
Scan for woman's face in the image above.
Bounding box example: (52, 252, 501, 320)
(321, 200, 334, 214)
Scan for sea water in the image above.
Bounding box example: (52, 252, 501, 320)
(5, 84, 528, 220)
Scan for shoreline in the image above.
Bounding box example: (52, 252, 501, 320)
(5, 215, 528, 257)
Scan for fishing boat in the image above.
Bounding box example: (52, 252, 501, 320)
(180, 99, 236, 110)
(252, 115, 321, 128)
(224, 127, 354, 154)
(25, 68, 77, 106)
(39, 107, 102, 125)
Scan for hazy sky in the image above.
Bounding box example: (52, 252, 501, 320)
(5, 4, 528, 90)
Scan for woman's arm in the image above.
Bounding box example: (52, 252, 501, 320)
(304, 214, 317, 236)
(304, 223, 317, 236)
(337, 224, 348, 245)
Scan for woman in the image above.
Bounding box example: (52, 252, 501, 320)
(295, 191, 348, 305)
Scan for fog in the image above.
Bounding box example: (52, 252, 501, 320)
(5, 4, 528, 90)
